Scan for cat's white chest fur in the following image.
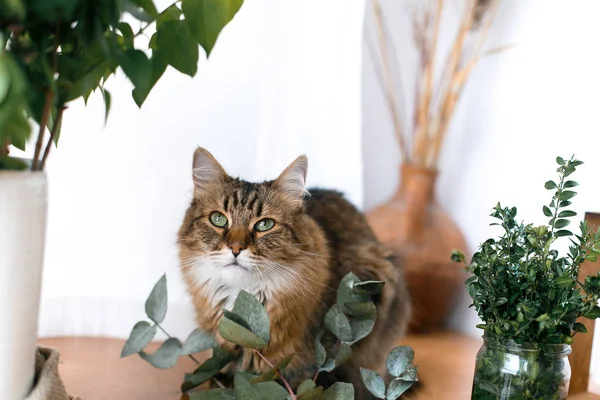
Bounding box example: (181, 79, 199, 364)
(190, 251, 287, 310)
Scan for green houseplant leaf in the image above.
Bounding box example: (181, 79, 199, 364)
(155, 20, 199, 77)
(360, 368, 385, 399)
(181, 0, 244, 56)
(386, 346, 414, 377)
(218, 317, 268, 349)
(145, 274, 168, 323)
(322, 381, 355, 399)
(231, 290, 270, 343)
(324, 304, 352, 342)
(182, 346, 236, 392)
(139, 337, 182, 369)
(385, 379, 413, 400)
(181, 328, 218, 355)
(120, 320, 157, 357)
(189, 389, 236, 399)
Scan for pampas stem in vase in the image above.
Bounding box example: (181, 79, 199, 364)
(366, 0, 505, 333)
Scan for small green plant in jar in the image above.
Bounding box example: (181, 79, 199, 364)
(453, 156, 600, 400)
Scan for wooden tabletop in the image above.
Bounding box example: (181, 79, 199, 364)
(38, 333, 599, 400)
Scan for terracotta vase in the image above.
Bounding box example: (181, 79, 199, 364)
(366, 164, 467, 333)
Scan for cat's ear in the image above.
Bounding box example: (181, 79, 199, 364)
(274, 155, 308, 205)
(192, 147, 229, 189)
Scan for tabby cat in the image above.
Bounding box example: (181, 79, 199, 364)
(178, 147, 411, 398)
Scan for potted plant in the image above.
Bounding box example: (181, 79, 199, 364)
(452, 156, 600, 400)
(365, 0, 507, 332)
(0, 0, 242, 398)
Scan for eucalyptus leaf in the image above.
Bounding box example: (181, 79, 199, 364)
(315, 337, 327, 366)
(297, 379, 316, 395)
(353, 280, 385, 295)
(360, 368, 385, 399)
(337, 273, 370, 310)
(189, 389, 236, 400)
(322, 382, 355, 400)
(120, 321, 157, 357)
(324, 304, 352, 342)
(232, 290, 270, 343)
(297, 387, 324, 400)
(543, 206, 552, 217)
(218, 317, 267, 349)
(182, 346, 236, 392)
(334, 342, 353, 366)
(233, 373, 289, 400)
(139, 337, 181, 369)
(319, 359, 336, 373)
(181, 328, 218, 355)
(386, 346, 414, 377)
(145, 274, 168, 323)
(250, 354, 293, 383)
(386, 379, 413, 400)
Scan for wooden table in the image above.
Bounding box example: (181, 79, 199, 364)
(38, 333, 599, 400)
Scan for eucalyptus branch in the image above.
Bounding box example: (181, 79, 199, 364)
(155, 322, 201, 366)
(254, 349, 296, 399)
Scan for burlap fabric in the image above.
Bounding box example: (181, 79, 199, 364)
(25, 347, 82, 400)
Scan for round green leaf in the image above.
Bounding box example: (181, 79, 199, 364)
(231, 290, 270, 343)
(145, 274, 168, 323)
(181, 328, 218, 355)
(139, 337, 181, 369)
(386, 379, 413, 400)
(120, 321, 157, 357)
(360, 368, 385, 399)
(322, 382, 355, 400)
(297, 379, 317, 395)
(386, 346, 414, 377)
(218, 317, 267, 349)
(324, 304, 352, 342)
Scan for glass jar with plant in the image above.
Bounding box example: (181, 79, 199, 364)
(452, 156, 600, 400)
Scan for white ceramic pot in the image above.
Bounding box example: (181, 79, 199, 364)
(0, 172, 47, 399)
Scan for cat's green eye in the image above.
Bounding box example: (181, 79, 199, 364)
(255, 218, 275, 232)
(210, 211, 228, 228)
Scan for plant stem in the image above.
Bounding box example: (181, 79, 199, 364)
(371, 0, 408, 161)
(33, 22, 61, 171)
(32, 91, 53, 170)
(39, 105, 65, 170)
(253, 349, 296, 399)
(155, 322, 201, 366)
(212, 377, 226, 389)
(312, 371, 320, 382)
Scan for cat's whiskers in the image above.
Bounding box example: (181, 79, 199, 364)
(253, 257, 337, 292)
(260, 263, 326, 306)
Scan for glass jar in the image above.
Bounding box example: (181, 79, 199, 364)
(471, 335, 571, 400)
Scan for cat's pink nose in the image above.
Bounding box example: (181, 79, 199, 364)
(228, 242, 246, 257)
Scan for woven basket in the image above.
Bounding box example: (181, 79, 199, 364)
(25, 347, 81, 400)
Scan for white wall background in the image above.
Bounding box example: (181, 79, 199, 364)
(37, 0, 366, 340)
(362, 0, 600, 387)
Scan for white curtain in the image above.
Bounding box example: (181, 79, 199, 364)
(39, 0, 366, 339)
